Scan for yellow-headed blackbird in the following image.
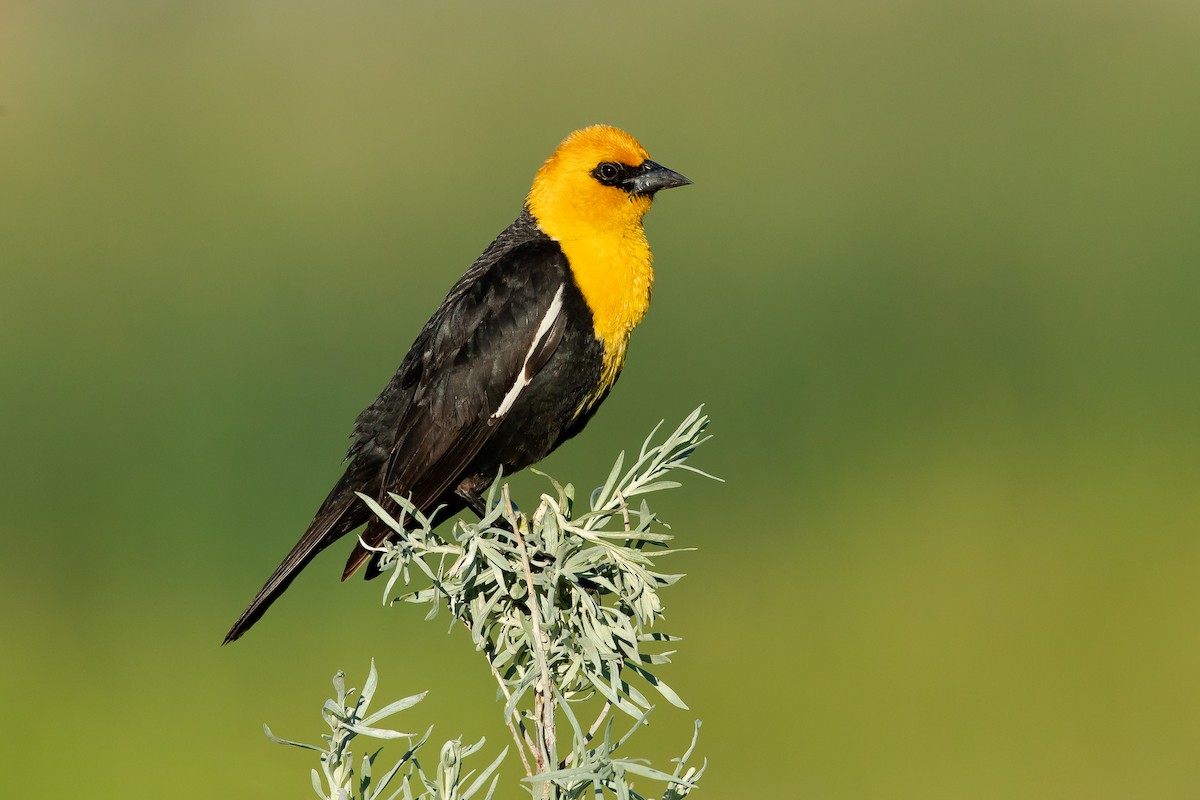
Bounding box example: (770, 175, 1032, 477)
(224, 126, 689, 643)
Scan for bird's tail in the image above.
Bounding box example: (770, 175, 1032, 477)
(222, 493, 365, 644)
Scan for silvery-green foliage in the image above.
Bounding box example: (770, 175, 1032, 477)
(266, 660, 506, 800)
(272, 409, 712, 799)
(530, 715, 706, 800)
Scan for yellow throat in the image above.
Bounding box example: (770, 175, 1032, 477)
(526, 125, 658, 401)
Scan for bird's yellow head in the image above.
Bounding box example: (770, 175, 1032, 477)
(527, 125, 690, 241)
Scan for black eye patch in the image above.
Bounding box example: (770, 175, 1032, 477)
(591, 161, 639, 188)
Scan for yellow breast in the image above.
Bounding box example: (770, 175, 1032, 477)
(556, 226, 654, 401)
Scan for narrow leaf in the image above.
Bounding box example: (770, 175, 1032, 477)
(264, 724, 324, 753)
(361, 691, 428, 727)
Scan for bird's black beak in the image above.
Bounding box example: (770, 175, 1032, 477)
(624, 160, 692, 196)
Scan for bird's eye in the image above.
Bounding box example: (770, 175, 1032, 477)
(597, 162, 620, 182)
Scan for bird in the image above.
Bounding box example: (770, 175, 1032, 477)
(223, 125, 690, 643)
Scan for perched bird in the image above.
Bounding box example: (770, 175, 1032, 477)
(223, 125, 690, 643)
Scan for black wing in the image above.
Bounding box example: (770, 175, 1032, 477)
(340, 240, 570, 575)
(224, 235, 568, 643)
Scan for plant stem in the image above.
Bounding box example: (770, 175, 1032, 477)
(505, 485, 556, 799)
(481, 637, 536, 776)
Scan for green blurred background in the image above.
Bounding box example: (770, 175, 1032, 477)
(3, 1, 1199, 797)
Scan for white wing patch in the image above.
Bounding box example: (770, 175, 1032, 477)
(492, 283, 565, 419)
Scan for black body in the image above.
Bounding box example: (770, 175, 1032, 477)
(223, 209, 606, 643)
